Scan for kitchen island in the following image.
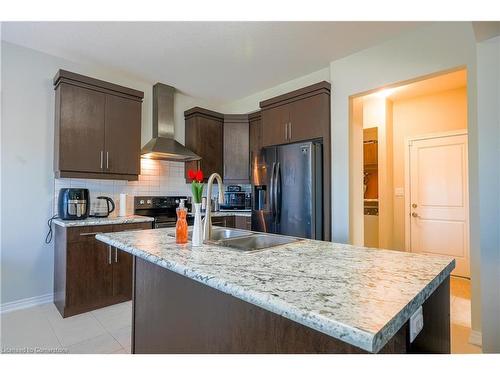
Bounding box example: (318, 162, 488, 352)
(96, 227, 454, 354)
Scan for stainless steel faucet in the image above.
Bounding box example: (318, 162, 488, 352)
(202, 173, 224, 241)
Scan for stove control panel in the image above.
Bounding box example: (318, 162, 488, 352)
(134, 196, 188, 210)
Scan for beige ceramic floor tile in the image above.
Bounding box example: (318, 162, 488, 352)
(43, 307, 106, 347)
(452, 297, 472, 327)
(451, 324, 482, 354)
(450, 276, 471, 299)
(0, 306, 63, 353)
(91, 302, 132, 332)
(111, 348, 128, 354)
(109, 325, 132, 348)
(66, 333, 122, 354)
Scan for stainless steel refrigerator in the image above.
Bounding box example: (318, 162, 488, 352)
(252, 141, 323, 240)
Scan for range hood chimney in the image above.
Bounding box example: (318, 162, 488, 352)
(141, 83, 201, 161)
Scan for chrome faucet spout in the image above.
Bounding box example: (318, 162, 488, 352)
(202, 173, 224, 241)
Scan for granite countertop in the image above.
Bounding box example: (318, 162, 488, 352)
(53, 215, 154, 227)
(96, 227, 454, 353)
(188, 210, 251, 218)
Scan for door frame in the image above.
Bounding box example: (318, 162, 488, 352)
(404, 129, 469, 255)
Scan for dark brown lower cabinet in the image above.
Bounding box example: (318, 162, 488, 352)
(235, 216, 251, 230)
(211, 215, 251, 230)
(54, 221, 152, 318)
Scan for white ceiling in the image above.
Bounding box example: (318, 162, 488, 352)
(2, 22, 424, 101)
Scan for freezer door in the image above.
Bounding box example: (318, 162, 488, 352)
(276, 142, 318, 239)
(251, 146, 277, 234)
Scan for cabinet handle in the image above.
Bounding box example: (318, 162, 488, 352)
(106, 152, 109, 170)
(108, 245, 112, 265)
(80, 232, 102, 236)
(288, 122, 292, 140)
(114, 247, 118, 263)
(285, 123, 288, 141)
(100, 151, 104, 170)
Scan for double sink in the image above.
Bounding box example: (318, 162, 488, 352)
(169, 227, 302, 252)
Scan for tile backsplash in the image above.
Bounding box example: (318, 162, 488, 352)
(53, 159, 190, 216)
(53, 159, 251, 216)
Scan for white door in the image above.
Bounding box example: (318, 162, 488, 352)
(409, 133, 469, 277)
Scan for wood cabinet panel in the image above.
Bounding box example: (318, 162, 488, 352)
(289, 93, 329, 142)
(234, 216, 251, 230)
(184, 109, 224, 182)
(262, 104, 289, 147)
(65, 225, 113, 312)
(249, 112, 262, 183)
(54, 222, 151, 317)
(57, 83, 105, 173)
(54, 70, 143, 181)
(363, 142, 378, 166)
(223, 116, 249, 183)
(104, 94, 142, 175)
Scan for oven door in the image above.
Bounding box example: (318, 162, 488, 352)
(154, 217, 194, 228)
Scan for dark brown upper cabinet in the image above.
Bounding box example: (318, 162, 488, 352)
(259, 81, 331, 241)
(260, 81, 331, 147)
(249, 111, 262, 183)
(184, 107, 224, 182)
(53, 70, 144, 181)
(223, 114, 250, 184)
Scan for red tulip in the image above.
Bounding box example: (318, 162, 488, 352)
(188, 169, 196, 180)
(195, 170, 204, 182)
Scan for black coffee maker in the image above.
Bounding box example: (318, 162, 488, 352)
(58, 188, 90, 220)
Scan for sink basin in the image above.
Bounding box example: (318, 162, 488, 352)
(209, 228, 250, 241)
(216, 233, 302, 252)
(168, 227, 250, 241)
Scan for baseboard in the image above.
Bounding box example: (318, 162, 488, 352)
(469, 330, 483, 347)
(0, 293, 53, 314)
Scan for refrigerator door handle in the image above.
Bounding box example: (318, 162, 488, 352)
(275, 162, 281, 223)
(269, 162, 276, 218)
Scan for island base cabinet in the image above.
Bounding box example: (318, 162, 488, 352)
(132, 257, 450, 354)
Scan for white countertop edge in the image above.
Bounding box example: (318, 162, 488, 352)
(53, 215, 154, 227)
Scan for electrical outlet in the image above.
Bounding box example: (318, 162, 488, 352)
(409, 306, 424, 343)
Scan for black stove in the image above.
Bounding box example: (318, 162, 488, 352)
(134, 196, 193, 229)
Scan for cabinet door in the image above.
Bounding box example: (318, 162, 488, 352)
(262, 105, 289, 147)
(185, 116, 223, 181)
(249, 114, 262, 182)
(224, 216, 236, 228)
(289, 93, 329, 142)
(223, 121, 249, 183)
(104, 94, 142, 175)
(58, 84, 105, 173)
(111, 222, 152, 300)
(66, 225, 113, 311)
(234, 216, 250, 230)
(363, 142, 378, 166)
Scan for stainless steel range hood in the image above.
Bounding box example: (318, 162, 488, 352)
(141, 83, 201, 161)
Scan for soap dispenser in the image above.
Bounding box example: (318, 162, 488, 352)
(175, 199, 188, 244)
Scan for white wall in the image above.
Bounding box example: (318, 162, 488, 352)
(476, 35, 500, 353)
(0, 41, 221, 305)
(329, 22, 482, 333)
(219, 67, 330, 114)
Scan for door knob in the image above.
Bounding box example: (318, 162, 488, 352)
(411, 212, 419, 218)
(412, 203, 418, 208)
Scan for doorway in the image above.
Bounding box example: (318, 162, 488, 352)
(349, 68, 479, 353)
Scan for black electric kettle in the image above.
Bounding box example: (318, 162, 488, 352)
(92, 196, 115, 218)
